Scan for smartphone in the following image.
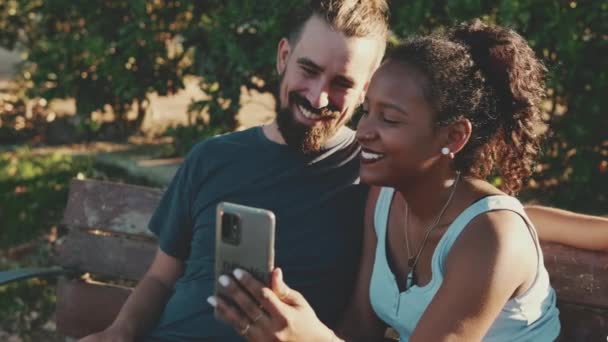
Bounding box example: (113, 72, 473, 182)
(214, 202, 276, 296)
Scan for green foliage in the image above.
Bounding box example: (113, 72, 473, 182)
(185, 0, 300, 130)
(0, 0, 196, 137)
(388, 1, 608, 213)
(0, 0, 605, 211)
(0, 149, 94, 247)
(0, 97, 40, 145)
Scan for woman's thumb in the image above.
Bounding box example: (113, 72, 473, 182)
(272, 268, 300, 305)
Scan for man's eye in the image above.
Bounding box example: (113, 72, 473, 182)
(302, 67, 317, 76)
(334, 81, 351, 89)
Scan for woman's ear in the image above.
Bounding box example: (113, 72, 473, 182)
(446, 118, 472, 155)
(276, 38, 291, 74)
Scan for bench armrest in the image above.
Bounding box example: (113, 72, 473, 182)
(0, 267, 72, 286)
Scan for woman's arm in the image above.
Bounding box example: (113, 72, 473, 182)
(525, 205, 608, 251)
(337, 186, 388, 340)
(411, 210, 538, 341)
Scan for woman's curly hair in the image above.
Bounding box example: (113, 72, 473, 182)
(387, 19, 547, 194)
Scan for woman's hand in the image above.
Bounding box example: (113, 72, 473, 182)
(208, 268, 339, 341)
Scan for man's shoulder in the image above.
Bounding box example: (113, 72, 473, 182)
(187, 127, 262, 157)
(324, 126, 357, 149)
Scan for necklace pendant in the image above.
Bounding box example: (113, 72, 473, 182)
(407, 257, 416, 268)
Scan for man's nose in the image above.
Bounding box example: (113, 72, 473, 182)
(306, 83, 330, 109)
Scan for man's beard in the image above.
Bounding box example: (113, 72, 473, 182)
(276, 92, 342, 155)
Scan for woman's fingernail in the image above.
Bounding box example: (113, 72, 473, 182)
(207, 296, 217, 307)
(233, 268, 244, 280)
(219, 275, 231, 287)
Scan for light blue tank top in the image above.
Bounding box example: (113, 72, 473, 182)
(369, 187, 561, 341)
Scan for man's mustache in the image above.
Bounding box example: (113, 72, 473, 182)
(289, 92, 340, 118)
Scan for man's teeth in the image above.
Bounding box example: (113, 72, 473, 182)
(299, 105, 321, 119)
(361, 150, 384, 160)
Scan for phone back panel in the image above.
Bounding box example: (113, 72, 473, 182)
(214, 202, 275, 292)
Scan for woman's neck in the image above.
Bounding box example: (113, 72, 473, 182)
(395, 168, 461, 225)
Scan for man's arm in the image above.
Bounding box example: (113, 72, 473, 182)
(79, 248, 184, 341)
(525, 205, 608, 251)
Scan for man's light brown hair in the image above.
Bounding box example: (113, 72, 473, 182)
(287, 0, 389, 55)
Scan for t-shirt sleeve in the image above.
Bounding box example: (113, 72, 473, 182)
(148, 144, 204, 260)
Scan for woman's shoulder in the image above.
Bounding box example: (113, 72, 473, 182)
(447, 198, 537, 278)
(458, 196, 531, 250)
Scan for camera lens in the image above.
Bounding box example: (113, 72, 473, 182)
(221, 213, 241, 245)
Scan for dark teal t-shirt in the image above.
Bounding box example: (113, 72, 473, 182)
(146, 126, 367, 341)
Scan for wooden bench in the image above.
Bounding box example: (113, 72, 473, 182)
(1, 178, 607, 340)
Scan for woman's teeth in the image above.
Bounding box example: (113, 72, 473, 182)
(361, 150, 384, 161)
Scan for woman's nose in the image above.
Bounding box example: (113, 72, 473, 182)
(356, 117, 377, 141)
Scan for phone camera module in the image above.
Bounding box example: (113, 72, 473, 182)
(221, 213, 241, 245)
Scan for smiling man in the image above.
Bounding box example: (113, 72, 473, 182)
(79, 1, 390, 341)
(272, 13, 383, 154)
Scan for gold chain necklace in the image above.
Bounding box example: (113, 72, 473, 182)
(404, 172, 461, 279)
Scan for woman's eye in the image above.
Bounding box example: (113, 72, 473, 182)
(383, 117, 399, 124)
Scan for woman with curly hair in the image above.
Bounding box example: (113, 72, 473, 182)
(212, 20, 562, 341)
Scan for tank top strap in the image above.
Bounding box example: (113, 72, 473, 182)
(433, 195, 541, 272)
(373, 187, 396, 240)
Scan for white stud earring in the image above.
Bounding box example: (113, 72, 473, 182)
(441, 147, 450, 155)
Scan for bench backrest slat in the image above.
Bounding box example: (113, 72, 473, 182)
(542, 242, 608, 309)
(58, 229, 156, 280)
(62, 179, 162, 238)
(557, 302, 608, 341)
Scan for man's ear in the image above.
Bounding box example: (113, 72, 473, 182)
(357, 80, 371, 106)
(355, 77, 373, 108)
(446, 118, 472, 155)
(276, 38, 291, 74)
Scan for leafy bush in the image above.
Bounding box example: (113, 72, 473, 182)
(388, 0, 607, 214)
(0, 150, 93, 247)
(0, 1, 605, 210)
(0, 0, 196, 137)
